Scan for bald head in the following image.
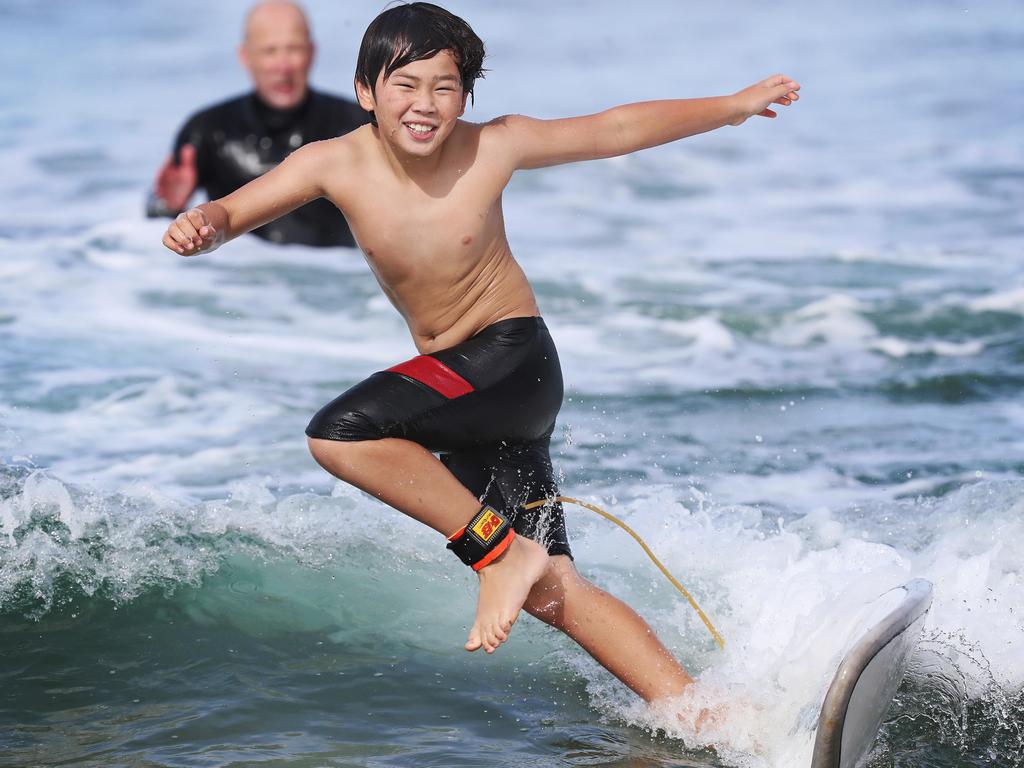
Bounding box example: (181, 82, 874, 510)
(244, 1, 310, 44)
(239, 1, 315, 110)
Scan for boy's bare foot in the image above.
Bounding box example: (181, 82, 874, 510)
(666, 695, 765, 755)
(465, 535, 549, 653)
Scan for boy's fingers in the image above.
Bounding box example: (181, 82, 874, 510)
(174, 213, 200, 241)
(186, 209, 209, 230)
(162, 232, 185, 254)
(166, 237, 189, 256)
(768, 84, 799, 109)
(169, 222, 200, 253)
(770, 81, 799, 96)
(168, 223, 188, 244)
(759, 108, 777, 118)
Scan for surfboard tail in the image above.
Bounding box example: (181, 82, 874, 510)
(810, 579, 934, 768)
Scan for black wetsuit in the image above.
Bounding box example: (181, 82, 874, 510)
(148, 89, 369, 247)
(305, 317, 572, 558)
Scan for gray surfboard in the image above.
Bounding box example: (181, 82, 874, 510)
(810, 578, 933, 768)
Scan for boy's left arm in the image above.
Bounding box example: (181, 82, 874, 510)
(499, 74, 799, 171)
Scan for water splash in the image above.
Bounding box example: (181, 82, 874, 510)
(877, 630, 1024, 767)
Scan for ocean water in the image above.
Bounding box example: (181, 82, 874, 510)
(1, 0, 1023, 766)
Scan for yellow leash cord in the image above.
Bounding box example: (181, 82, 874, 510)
(523, 495, 726, 649)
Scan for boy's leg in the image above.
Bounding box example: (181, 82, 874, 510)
(308, 436, 549, 653)
(308, 436, 480, 535)
(523, 555, 694, 703)
(306, 318, 564, 653)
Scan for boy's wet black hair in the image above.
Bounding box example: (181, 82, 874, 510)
(355, 2, 486, 125)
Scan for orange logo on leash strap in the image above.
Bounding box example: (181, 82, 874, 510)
(471, 509, 504, 543)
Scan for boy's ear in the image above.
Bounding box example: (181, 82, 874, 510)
(355, 78, 376, 113)
(459, 92, 468, 117)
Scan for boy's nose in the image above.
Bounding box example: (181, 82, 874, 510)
(412, 89, 437, 113)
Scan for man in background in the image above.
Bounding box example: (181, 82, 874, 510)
(147, 1, 368, 247)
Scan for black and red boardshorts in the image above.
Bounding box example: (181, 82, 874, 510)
(305, 316, 572, 558)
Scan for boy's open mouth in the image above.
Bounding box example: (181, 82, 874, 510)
(404, 122, 438, 141)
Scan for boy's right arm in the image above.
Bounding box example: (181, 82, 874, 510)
(162, 139, 339, 256)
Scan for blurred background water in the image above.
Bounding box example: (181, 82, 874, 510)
(1, 1, 1022, 766)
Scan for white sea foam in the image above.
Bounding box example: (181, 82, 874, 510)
(559, 480, 1024, 765)
(968, 286, 1024, 314)
(870, 337, 985, 358)
(772, 294, 877, 348)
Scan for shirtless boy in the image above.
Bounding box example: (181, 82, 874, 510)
(162, 2, 799, 706)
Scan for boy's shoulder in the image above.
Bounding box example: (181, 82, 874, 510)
(474, 114, 546, 152)
(476, 114, 532, 137)
(291, 125, 373, 166)
(463, 115, 536, 154)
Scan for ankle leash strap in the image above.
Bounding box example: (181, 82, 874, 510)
(446, 505, 515, 571)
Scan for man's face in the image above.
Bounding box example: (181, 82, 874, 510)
(357, 50, 468, 158)
(239, 5, 314, 110)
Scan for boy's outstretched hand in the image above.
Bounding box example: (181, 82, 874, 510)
(730, 75, 801, 126)
(163, 206, 222, 256)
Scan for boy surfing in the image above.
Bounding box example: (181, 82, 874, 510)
(162, 2, 799, 708)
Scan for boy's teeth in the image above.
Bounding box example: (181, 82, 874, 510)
(408, 124, 432, 134)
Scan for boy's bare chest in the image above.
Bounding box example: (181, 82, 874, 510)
(338, 171, 506, 284)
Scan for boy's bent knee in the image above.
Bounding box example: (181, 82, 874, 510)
(307, 436, 336, 468)
(307, 435, 371, 470)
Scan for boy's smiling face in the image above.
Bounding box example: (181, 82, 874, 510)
(357, 49, 468, 158)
